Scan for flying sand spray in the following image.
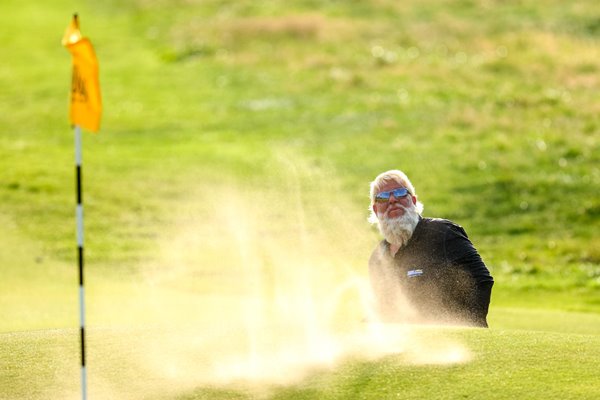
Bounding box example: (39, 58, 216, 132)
(131, 159, 471, 391)
(79, 158, 470, 399)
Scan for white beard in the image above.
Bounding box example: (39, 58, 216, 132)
(377, 205, 420, 248)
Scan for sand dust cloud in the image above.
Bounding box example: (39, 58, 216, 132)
(78, 155, 471, 399)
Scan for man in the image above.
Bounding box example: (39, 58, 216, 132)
(368, 169, 494, 327)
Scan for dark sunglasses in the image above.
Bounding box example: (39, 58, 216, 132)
(375, 187, 411, 203)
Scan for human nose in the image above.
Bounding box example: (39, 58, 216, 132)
(388, 193, 398, 203)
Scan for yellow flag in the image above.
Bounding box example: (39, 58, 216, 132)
(62, 15, 102, 132)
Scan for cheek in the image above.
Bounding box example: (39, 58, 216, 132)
(399, 197, 413, 207)
(375, 203, 389, 215)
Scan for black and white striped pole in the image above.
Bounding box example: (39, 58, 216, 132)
(63, 14, 100, 398)
(75, 124, 87, 400)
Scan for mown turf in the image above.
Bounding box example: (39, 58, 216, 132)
(3, 324, 600, 400)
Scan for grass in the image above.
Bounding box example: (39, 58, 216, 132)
(262, 329, 600, 400)
(0, 0, 599, 398)
(4, 325, 600, 399)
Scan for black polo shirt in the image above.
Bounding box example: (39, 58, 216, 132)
(369, 217, 494, 327)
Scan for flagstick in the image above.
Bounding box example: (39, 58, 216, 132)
(75, 125, 87, 400)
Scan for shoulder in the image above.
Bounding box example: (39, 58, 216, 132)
(417, 217, 468, 237)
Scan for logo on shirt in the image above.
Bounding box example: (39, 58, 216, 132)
(407, 269, 424, 278)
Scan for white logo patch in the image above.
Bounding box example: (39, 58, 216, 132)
(407, 269, 423, 278)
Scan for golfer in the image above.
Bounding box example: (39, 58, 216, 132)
(368, 170, 494, 327)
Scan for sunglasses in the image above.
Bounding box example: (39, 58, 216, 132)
(375, 187, 411, 203)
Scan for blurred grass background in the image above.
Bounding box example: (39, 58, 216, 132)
(1, 0, 599, 398)
(2, 0, 598, 310)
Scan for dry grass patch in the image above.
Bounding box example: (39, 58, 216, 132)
(226, 14, 330, 40)
(173, 14, 359, 46)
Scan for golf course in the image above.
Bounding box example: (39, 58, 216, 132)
(1, 0, 599, 399)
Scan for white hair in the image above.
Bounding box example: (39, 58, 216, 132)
(368, 169, 424, 225)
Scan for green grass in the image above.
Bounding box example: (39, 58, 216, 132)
(1, 0, 599, 398)
(4, 325, 600, 399)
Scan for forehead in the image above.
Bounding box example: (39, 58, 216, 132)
(377, 180, 406, 193)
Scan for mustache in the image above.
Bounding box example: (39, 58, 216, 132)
(383, 204, 409, 218)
